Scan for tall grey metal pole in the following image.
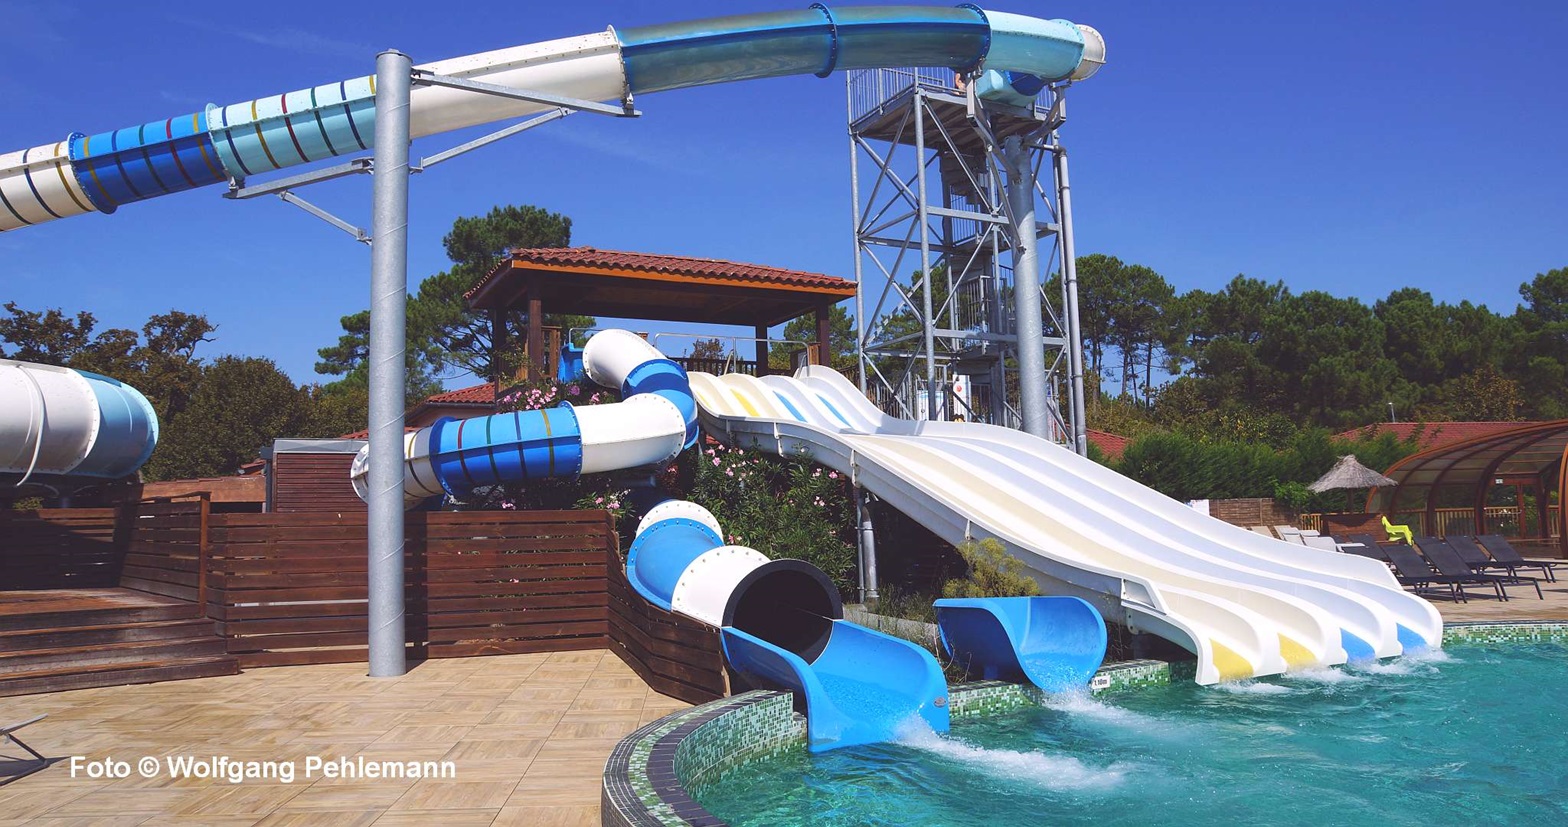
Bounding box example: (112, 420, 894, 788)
(1002, 135, 1049, 439)
(846, 76, 868, 393)
(367, 50, 412, 677)
(912, 92, 938, 419)
(856, 489, 879, 602)
(1054, 145, 1090, 456)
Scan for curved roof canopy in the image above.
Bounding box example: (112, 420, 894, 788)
(1370, 420, 1567, 550)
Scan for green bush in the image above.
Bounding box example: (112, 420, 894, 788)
(942, 538, 1040, 599)
(685, 442, 858, 594)
(1115, 426, 1423, 507)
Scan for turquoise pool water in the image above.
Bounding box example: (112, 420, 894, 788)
(691, 643, 1568, 826)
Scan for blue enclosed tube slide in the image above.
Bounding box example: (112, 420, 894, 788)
(357, 329, 951, 751)
(0, 5, 1103, 232)
(935, 596, 1107, 693)
(0, 359, 158, 493)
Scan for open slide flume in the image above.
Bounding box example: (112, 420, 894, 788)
(688, 366, 1443, 685)
(935, 597, 1107, 693)
(0, 5, 1103, 233)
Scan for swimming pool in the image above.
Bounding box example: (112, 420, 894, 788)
(690, 641, 1568, 826)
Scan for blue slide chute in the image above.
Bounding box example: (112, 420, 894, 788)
(723, 621, 949, 752)
(935, 596, 1107, 693)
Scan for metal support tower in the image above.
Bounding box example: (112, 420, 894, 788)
(846, 69, 1087, 453)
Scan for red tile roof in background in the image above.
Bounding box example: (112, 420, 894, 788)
(423, 384, 498, 405)
(1088, 429, 1130, 461)
(467, 247, 857, 299)
(1334, 421, 1543, 452)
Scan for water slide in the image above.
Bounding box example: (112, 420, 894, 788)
(935, 596, 1107, 693)
(688, 367, 1445, 685)
(0, 5, 1103, 233)
(357, 330, 953, 750)
(0, 360, 159, 495)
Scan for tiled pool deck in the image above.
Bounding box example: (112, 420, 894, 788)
(4, 584, 1568, 826)
(0, 650, 688, 826)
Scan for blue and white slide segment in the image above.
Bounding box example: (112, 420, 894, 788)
(351, 329, 696, 505)
(688, 367, 1444, 685)
(0, 5, 1104, 232)
(630, 498, 950, 752)
(351, 328, 949, 751)
(935, 596, 1107, 693)
(1, 359, 158, 493)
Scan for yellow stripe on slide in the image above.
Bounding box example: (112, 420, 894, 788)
(1209, 640, 1255, 682)
(729, 389, 760, 417)
(1277, 635, 1317, 670)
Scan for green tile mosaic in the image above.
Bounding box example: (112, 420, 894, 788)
(1443, 621, 1568, 646)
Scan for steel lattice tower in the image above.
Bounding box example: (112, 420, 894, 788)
(847, 68, 1088, 454)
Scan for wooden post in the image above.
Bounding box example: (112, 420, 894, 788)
(754, 325, 769, 378)
(490, 308, 508, 389)
(527, 285, 545, 383)
(815, 304, 832, 366)
(198, 495, 211, 617)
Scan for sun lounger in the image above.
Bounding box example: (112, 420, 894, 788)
(1302, 536, 1338, 551)
(1383, 543, 1488, 602)
(1416, 538, 1541, 600)
(1, 714, 47, 784)
(1334, 533, 1392, 562)
(1476, 535, 1563, 583)
(1249, 526, 1276, 537)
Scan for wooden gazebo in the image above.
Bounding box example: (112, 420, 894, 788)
(465, 247, 858, 381)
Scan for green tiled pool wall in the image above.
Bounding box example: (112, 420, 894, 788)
(673, 693, 806, 788)
(1443, 621, 1568, 645)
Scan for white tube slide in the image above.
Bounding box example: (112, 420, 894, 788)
(352, 328, 693, 505)
(0, 359, 159, 491)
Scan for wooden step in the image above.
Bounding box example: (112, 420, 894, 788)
(0, 603, 201, 633)
(0, 656, 240, 698)
(0, 637, 230, 675)
(0, 619, 219, 651)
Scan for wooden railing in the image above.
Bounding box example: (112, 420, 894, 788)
(673, 356, 760, 376)
(1302, 507, 1530, 539)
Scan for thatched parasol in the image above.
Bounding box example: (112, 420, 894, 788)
(1308, 454, 1399, 510)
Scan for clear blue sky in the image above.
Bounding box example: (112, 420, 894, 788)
(3, 1, 1564, 386)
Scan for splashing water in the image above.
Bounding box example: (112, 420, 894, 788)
(692, 642, 1568, 827)
(895, 719, 1129, 792)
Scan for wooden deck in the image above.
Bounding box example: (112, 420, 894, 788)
(0, 649, 687, 825)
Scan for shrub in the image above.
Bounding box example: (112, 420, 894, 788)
(684, 442, 858, 594)
(942, 538, 1040, 599)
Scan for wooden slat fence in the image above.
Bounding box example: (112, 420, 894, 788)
(119, 500, 208, 603)
(3, 502, 731, 700)
(0, 507, 123, 589)
(607, 561, 727, 704)
(207, 510, 615, 667)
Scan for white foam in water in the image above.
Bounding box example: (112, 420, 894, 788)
(1350, 647, 1453, 676)
(895, 720, 1128, 792)
(1282, 666, 1365, 685)
(1212, 680, 1293, 696)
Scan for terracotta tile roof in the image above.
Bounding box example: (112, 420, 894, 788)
(1334, 421, 1541, 452)
(467, 246, 856, 300)
(1087, 429, 1130, 461)
(424, 383, 498, 405)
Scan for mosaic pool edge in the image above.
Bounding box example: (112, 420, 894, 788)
(604, 622, 1559, 826)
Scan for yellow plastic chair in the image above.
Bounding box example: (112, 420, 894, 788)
(1381, 515, 1414, 545)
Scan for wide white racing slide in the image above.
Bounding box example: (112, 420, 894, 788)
(688, 366, 1442, 685)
